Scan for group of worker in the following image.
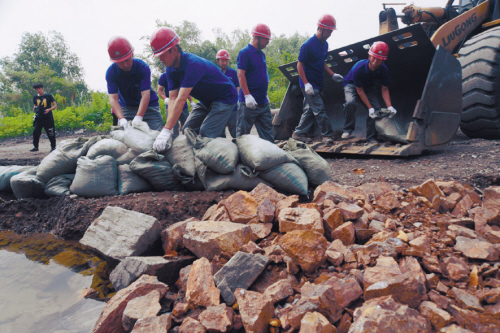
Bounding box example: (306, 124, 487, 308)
(104, 14, 398, 154)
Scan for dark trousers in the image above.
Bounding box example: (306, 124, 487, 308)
(342, 84, 382, 141)
(294, 87, 334, 137)
(112, 113, 118, 126)
(236, 103, 274, 143)
(33, 116, 56, 148)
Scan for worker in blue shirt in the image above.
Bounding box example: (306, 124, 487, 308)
(292, 14, 344, 144)
(236, 23, 274, 143)
(157, 72, 195, 138)
(341, 41, 397, 143)
(149, 27, 237, 152)
(106, 36, 163, 131)
(216, 49, 240, 138)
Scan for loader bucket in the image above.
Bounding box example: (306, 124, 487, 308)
(273, 24, 462, 156)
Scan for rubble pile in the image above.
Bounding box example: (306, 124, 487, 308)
(85, 179, 500, 332)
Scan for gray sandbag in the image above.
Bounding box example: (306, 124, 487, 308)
(205, 164, 270, 191)
(86, 138, 129, 160)
(0, 165, 34, 192)
(164, 135, 196, 177)
(115, 148, 139, 165)
(375, 108, 408, 144)
(110, 121, 161, 153)
(44, 174, 75, 196)
(236, 134, 297, 171)
(118, 164, 154, 195)
(283, 138, 332, 187)
(129, 150, 183, 191)
(10, 167, 46, 199)
(185, 128, 238, 174)
(259, 162, 308, 196)
(70, 156, 119, 198)
(36, 136, 101, 183)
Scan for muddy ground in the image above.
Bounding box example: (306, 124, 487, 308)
(1, 130, 499, 239)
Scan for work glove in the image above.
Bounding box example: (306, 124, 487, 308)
(118, 118, 129, 130)
(32, 114, 36, 121)
(304, 83, 314, 95)
(332, 74, 344, 83)
(245, 94, 257, 109)
(368, 108, 376, 119)
(153, 128, 173, 153)
(164, 97, 169, 105)
(132, 115, 143, 127)
(190, 101, 197, 110)
(388, 106, 397, 118)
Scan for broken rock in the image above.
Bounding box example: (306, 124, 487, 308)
(279, 230, 327, 274)
(198, 304, 234, 333)
(331, 222, 355, 246)
(418, 301, 452, 330)
(178, 317, 206, 333)
(454, 236, 499, 261)
(122, 290, 161, 332)
(235, 289, 274, 333)
(224, 191, 258, 223)
(186, 258, 220, 307)
(130, 313, 172, 333)
(263, 279, 294, 303)
(278, 208, 324, 234)
(299, 311, 337, 333)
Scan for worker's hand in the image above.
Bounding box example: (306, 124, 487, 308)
(388, 106, 397, 118)
(368, 108, 376, 119)
(118, 118, 129, 129)
(190, 101, 197, 110)
(304, 83, 314, 95)
(132, 115, 143, 127)
(153, 128, 173, 152)
(332, 74, 344, 83)
(164, 97, 169, 105)
(244, 94, 257, 109)
(44, 109, 51, 114)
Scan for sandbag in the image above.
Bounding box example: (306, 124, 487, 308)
(44, 174, 75, 196)
(10, 167, 46, 199)
(115, 148, 139, 165)
(236, 134, 297, 171)
(129, 151, 183, 191)
(164, 135, 196, 177)
(86, 138, 129, 160)
(375, 109, 408, 144)
(283, 138, 332, 187)
(185, 128, 238, 174)
(259, 162, 308, 196)
(205, 164, 270, 191)
(110, 121, 161, 153)
(36, 137, 101, 183)
(0, 165, 34, 192)
(70, 156, 119, 198)
(118, 164, 154, 195)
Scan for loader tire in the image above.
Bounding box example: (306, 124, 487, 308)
(458, 26, 500, 139)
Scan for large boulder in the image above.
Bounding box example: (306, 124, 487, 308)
(186, 258, 220, 307)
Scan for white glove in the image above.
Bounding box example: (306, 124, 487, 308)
(304, 83, 314, 95)
(190, 101, 197, 109)
(132, 115, 143, 127)
(388, 106, 397, 118)
(332, 74, 344, 83)
(368, 108, 376, 119)
(153, 128, 173, 152)
(164, 97, 169, 105)
(244, 94, 257, 109)
(118, 118, 128, 129)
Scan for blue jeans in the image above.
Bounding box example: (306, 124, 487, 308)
(183, 101, 235, 138)
(342, 84, 381, 141)
(122, 106, 164, 131)
(294, 87, 334, 137)
(236, 102, 274, 143)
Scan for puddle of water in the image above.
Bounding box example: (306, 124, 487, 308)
(0, 231, 114, 333)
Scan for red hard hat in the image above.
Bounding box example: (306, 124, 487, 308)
(369, 41, 389, 60)
(252, 24, 271, 39)
(150, 27, 181, 58)
(318, 14, 336, 30)
(216, 49, 230, 60)
(108, 36, 134, 63)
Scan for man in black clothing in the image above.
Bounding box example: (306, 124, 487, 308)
(32, 83, 57, 152)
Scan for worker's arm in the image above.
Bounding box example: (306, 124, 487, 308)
(355, 87, 373, 110)
(158, 86, 167, 100)
(187, 95, 193, 103)
(165, 87, 193, 129)
(297, 61, 308, 84)
(109, 94, 124, 119)
(44, 101, 57, 114)
(324, 63, 335, 77)
(381, 86, 392, 108)
(237, 69, 250, 96)
(136, 90, 150, 117)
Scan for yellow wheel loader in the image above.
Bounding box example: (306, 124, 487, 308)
(273, 0, 500, 156)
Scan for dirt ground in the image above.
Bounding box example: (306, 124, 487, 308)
(1, 129, 499, 239)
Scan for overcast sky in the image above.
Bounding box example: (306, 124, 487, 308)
(0, 0, 446, 92)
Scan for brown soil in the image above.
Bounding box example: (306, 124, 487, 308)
(1, 130, 499, 239)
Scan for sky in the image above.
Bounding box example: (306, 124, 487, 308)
(0, 0, 447, 92)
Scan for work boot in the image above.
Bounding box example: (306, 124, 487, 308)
(292, 132, 312, 143)
(341, 131, 351, 139)
(29, 147, 38, 152)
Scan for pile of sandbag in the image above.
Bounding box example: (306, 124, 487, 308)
(0, 121, 333, 199)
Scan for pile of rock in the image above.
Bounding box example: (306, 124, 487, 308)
(83, 179, 500, 332)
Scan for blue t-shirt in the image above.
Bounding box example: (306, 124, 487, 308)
(343, 59, 390, 88)
(106, 58, 159, 108)
(237, 44, 269, 105)
(222, 67, 239, 111)
(298, 35, 329, 90)
(166, 52, 237, 106)
(158, 73, 188, 111)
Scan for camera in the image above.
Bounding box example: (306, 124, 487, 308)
(34, 105, 42, 116)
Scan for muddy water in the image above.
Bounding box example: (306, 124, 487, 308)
(0, 232, 113, 333)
